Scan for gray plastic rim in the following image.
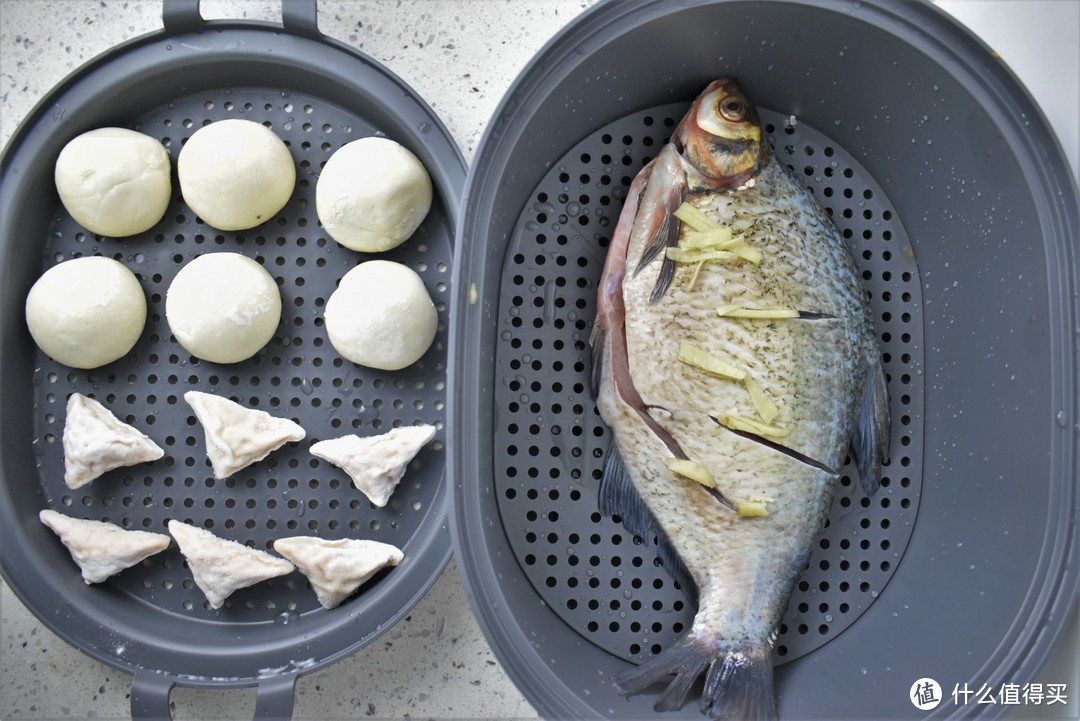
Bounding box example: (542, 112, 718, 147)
(0, 0, 464, 716)
(448, 1, 1078, 719)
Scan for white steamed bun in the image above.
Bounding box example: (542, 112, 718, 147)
(54, 127, 171, 237)
(324, 260, 437, 370)
(165, 253, 281, 364)
(25, 256, 147, 369)
(178, 119, 295, 231)
(316, 136, 432, 253)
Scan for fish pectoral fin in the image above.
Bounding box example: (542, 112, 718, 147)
(588, 326, 606, 400)
(634, 188, 682, 273)
(629, 145, 687, 304)
(852, 356, 891, 496)
(598, 444, 698, 605)
(613, 636, 776, 721)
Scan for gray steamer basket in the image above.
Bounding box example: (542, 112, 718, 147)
(449, 1, 1078, 719)
(0, 1, 464, 718)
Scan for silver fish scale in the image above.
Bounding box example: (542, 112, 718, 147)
(494, 104, 925, 666)
(624, 159, 876, 475)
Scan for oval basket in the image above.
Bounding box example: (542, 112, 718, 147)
(0, 1, 464, 718)
(449, 1, 1078, 719)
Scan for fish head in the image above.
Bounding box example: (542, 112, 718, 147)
(675, 78, 768, 188)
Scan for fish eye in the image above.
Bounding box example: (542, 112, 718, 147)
(719, 98, 746, 122)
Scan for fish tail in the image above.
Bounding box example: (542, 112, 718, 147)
(614, 636, 776, 721)
(701, 644, 776, 721)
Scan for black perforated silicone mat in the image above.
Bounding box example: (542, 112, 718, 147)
(493, 104, 925, 665)
(30, 86, 451, 621)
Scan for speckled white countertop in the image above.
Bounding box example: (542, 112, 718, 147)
(1, 1, 1076, 720)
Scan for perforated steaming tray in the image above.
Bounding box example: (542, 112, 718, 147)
(494, 104, 924, 667)
(449, 2, 1079, 718)
(0, 2, 464, 718)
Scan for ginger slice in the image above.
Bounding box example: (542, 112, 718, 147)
(720, 414, 790, 438)
(664, 458, 716, 489)
(677, 342, 746, 381)
(742, 374, 780, 425)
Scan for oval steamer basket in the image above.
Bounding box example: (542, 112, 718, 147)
(449, 1, 1078, 719)
(0, 1, 464, 718)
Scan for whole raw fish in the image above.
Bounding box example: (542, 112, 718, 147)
(590, 78, 890, 720)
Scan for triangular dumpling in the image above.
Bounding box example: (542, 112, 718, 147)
(309, 425, 436, 507)
(63, 393, 164, 489)
(184, 390, 306, 479)
(168, 520, 294, 609)
(39, 509, 170, 584)
(273, 536, 403, 609)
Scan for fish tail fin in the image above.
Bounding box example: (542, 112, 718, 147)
(700, 644, 776, 721)
(614, 637, 776, 720)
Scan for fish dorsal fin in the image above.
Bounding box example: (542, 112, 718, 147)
(39, 509, 170, 584)
(598, 444, 699, 606)
(63, 393, 164, 489)
(184, 391, 306, 479)
(168, 520, 294, 609)
(273, 536, 404, 609)
(851, 356, 891, 496)
(309, 425, 436, 508)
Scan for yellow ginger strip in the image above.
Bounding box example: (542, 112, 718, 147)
(720, 414, 790, 438)
(738, 494, 775, 518)
(678, 343, 746, 381)
(743, 374, 780, 424)
(686, 260, 706, 292)
(668, 242, 761, 265)
(716, 305, 800, 320)
(681, 228, 735, 250)
(736, 500, 771, 518)
(664, 458, 716, 488)
(673, 202, 716, 232)
(672, 202, 762, 264)
(727, 241, 764, 264)
(666, 247, 739, 264)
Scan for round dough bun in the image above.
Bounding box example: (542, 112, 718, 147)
(316, 137, 432, 253)
(177, 119, 295, 231)
(166, 253, 282, 364)
(25, 257, 147, 369)
(324, 260, 437, 370)
(54, 127, 171, 237)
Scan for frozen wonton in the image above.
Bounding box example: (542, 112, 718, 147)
(39, 509, 170, 584)
(309, 425, 436, 507)
(62, 393, 164, 489)
(184, 390, 305, 479)
(168, 520, 294, 609)
(273, 536, 403, 609)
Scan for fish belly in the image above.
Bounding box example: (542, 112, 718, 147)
(598, 158, 875, 646)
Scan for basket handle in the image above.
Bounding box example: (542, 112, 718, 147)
(161, 0, 319, 38)
(131, 673, 298, 720)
